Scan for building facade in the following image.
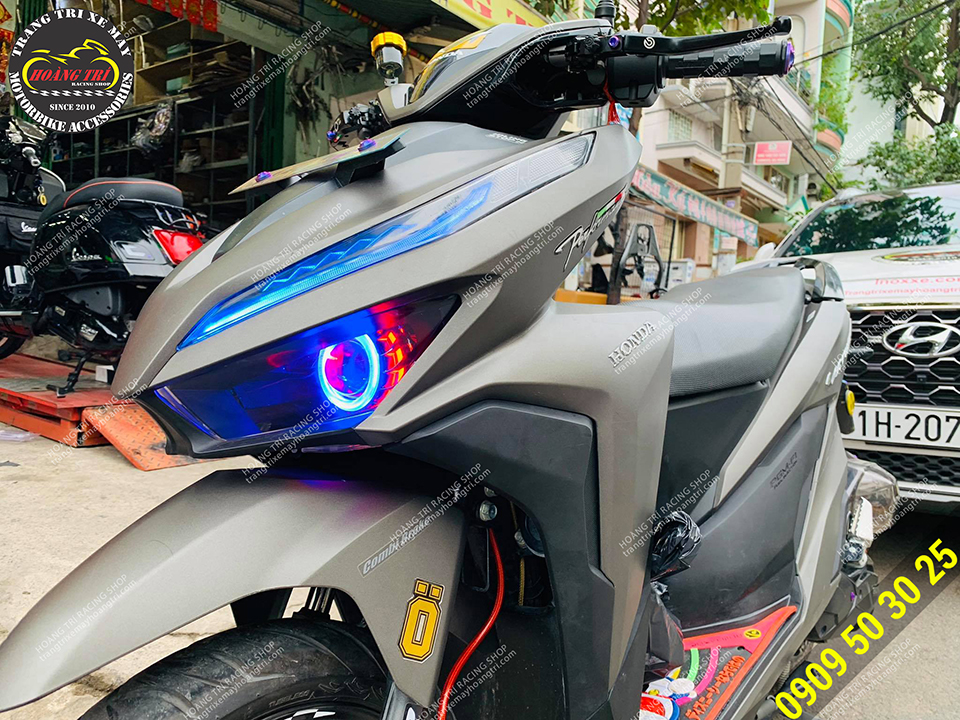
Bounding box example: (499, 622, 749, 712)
(631, 0, 854, 279)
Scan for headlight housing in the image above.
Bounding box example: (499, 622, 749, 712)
(179, 133, 594, 349)
(156, 296, 458, 442)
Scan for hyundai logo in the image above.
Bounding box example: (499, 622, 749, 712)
(882, 322, 960, 358)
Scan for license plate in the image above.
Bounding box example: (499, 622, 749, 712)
(849, 404, 960, 451)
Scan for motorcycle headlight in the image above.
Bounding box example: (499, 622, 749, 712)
(156, 296, 458, 441)
(179, 133, 594, 349)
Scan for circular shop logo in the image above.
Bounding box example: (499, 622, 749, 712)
(875, 248, 960, 264)
(7, 10, 133, 133)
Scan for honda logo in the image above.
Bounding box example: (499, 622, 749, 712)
(882, 322, 960, 358)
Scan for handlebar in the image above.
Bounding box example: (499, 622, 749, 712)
(664, 40, 794, 79)
(613, 16, 792, 57)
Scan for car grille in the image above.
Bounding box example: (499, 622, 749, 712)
(853, 449, 960, 489)
(846, 308, 960, 408)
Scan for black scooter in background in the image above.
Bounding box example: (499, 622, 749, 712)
(0, 117, 205, 395)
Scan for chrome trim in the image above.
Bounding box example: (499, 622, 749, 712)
(899, 480, 960, 503)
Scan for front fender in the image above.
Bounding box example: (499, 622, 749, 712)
(0, 469, 465, 711)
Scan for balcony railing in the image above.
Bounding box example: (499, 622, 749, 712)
(786, 66, 814, 104)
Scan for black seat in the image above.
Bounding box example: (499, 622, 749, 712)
(38, 177, 183, 226)
(654, 266, 805, 398)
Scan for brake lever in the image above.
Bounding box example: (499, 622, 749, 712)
(610, 16, 792, 56)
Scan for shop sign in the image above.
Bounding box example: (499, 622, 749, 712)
(432, 0, 548, 28)
(753, 141, 792, 165)
(632, 166, 759, 246)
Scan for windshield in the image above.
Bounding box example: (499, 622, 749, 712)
(410, 25, 529, 104)
(781, 185, 960, 256)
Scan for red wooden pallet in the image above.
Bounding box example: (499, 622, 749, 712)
(0, 354, 206, 470)
(0, 354, 112, 447)
(82, 404, 204, 471)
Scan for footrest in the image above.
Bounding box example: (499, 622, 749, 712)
(642, 605, 797, 720)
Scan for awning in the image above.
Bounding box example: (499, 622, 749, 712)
(430, 0, 549, 28)
(631, 165, 760, 246)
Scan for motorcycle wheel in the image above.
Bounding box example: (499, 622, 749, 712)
(0, 336, 24, 360)
(79, 619, 387, 720)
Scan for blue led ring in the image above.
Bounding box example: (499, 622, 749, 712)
(318, 334, 381, 412)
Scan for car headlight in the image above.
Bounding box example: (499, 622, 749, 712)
(156, 296, 458, 441)
(179, 133, 594, 349)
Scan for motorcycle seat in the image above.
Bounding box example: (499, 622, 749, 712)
(655, 266, 805, 398)
(38, 178, 183, 226)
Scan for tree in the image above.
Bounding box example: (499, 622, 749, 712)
(625, 0, 772, 135)
(852, 0, 960, 129)
(860, 123, 960, 187)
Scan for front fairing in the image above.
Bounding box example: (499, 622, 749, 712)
(113, 122, 549, 396)
(114, 122, 641, 459)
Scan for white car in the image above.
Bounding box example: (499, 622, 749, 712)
(756, 183, 960, 506)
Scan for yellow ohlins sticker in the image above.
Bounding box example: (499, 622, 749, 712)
(399, 579, 444, 662)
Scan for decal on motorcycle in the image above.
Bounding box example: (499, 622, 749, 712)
(666, 606, 796, 720)
(398, 579, 444, 662)
(874, 248, 960, 264)
(70, 247, 102, 262)
(19, 222, 36, 234)
(589, 187, 627, 236)
(486, 132, 528, 145)
(555, 226, 585, 271)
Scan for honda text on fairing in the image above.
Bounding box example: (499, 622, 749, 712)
(0, 116, 204, 395)
(748, 183, 960, 506)
(0, 4, 899, 720)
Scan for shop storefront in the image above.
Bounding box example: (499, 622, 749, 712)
(630, 164, 760, 281)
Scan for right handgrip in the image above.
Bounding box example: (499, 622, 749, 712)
(665, 40, 794, 79)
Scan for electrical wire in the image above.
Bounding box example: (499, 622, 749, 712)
(727, 76, 835, 192)
(437, 529, 504, 720)
(793, 0, 959, 66)
(755, 93, 837, 193)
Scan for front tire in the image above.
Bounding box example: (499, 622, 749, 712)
(80, 619, 387, 720)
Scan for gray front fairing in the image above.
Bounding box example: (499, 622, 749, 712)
(0, 471, 465, 712)
(114, 121, 552, 394)
(113, 121, 639, 406)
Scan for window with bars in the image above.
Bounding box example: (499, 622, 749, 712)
(668, 111, 693, 142)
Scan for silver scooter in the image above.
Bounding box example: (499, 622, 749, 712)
(0, 4, 897, 720)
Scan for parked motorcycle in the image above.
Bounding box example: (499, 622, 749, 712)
(0, 116, 204, 395)
(0, 4, 899, 720)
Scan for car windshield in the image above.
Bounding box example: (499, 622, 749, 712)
(781, 185, 960, 255)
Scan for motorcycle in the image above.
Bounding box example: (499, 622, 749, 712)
(0, 4, 899, 720)
(0, 116, 204, 395)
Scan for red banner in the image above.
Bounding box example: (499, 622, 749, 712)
(202, 0, 218, 31)
(0, 29, 13, 84)
(185, 0, 202, 25)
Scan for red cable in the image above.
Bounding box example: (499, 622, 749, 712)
(603, 81, 621, 125)
(437, 528, 504, 720)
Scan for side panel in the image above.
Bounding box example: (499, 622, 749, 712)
(398, 401, 618, 720)
(376, 299, 674, 694)
(718, 301, 851, 501)
(0, 470, 465, 712)
(664, 406, 827, 627)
